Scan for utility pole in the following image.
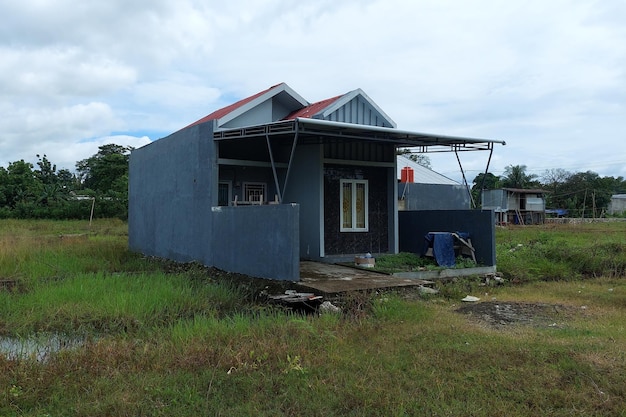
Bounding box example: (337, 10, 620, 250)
(592, 191, 596, 219)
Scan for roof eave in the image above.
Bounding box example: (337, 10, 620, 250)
(216, 83, 309, 127)
(295, 117, 506, 148)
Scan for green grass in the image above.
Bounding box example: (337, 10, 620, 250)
(496, 222, 626, 282)
(0, 272, 247, 335)
(374, 251, 476, 273)
(1, 219, 626, 416)
(0, 219, 155, 281)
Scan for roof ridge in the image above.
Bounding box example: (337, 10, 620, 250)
(282, 93, 344, 120)
(184, 82, 288, 129)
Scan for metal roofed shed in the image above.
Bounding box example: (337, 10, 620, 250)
(482, 188, 547, 225)
(608, 194, 626, 215)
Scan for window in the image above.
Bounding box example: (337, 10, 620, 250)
(243, 182, 266, 203)
(340, 179, 368, 232)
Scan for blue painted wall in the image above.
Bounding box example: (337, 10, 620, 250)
(129, 122, 301, 281)
(129, 122, 215, 263)
(211, 204, 300, 280)
(282, 143, 324, 260)
(398, 210, 496, 266)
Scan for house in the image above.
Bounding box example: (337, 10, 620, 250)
(481, 188, 547, 225)
(608, 194, 626, 215)
(129, 83, 505, 280)
(397, 155, 471, 211)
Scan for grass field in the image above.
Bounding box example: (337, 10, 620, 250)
(1, 219, 625, 416)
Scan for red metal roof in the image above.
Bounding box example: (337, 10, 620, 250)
(184, 82, 287, 129)
(283, 94, 343, 120)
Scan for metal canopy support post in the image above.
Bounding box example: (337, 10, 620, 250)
(455, 150, 475, 208)
(478, 147, 495, 207)
(265, 134, 282, 203)
(281, 125, 299, 202)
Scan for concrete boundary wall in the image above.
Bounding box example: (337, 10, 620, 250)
(398, 210, 496, 267)
(210, 204, 300, 281)
(546, 218, 626, 224)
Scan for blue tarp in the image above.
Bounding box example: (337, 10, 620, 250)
(545, 209, 569, 217)
(424, 232, 456, 267)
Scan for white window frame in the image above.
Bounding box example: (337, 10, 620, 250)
(243, 182, 266, 204)
(340, 179, 369, 232)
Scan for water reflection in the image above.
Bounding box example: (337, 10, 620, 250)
(0, 333, 87, 361)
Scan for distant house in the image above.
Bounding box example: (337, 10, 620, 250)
(129, 83, 504, 280)
(481, 188, 547, 225)
(397, 155, 471, 210)
(608, 194, 626, 215)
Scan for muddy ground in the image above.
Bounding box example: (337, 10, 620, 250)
(157, 258, 586, 324)
(456, 301, 580, 329)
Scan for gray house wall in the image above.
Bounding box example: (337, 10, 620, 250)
(211, 204, 300, 280)
(398, 210, 496, 267)
(129, 122, 216, 263)
(399, 183, 470, 210)
(282, 143, 324, 260)
(481, 189, 508, 210)
(608, 195, 626, 215)
(129, 122, 301, 280)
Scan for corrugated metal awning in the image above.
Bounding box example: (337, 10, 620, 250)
(214, 118, 505, 153)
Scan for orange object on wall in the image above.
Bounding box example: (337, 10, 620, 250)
(401, 166, 414, 183)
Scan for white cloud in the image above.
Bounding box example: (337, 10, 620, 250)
(0, 0, 624, 184)
(0, 46, 136, 101)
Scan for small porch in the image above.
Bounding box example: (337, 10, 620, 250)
(297, 261, 496, 294)
(298, 261, 433, 293)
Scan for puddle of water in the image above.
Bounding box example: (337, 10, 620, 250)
(0, 333, 88, 362)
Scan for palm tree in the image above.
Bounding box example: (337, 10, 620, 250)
(500, 165, 537, 189)
(37, 183, 67, 206)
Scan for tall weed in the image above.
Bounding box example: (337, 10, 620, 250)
(0, 272, 245, 335)
(496, 223, 626, 281)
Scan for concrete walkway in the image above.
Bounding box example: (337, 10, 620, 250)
(298, 261, 433, 294)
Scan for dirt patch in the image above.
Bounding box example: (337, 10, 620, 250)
(456, 301, 578, 329)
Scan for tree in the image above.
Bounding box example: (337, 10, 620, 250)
(544, 171, 622, 217)
(500, 165, 539, 189)
(0, 167, 8, 207)
(34, 154, 58, 185)
(3, 160, 37, 207)
(75, 144, 133, 220)
(541, 168, 572, 208)
(471, 172, 500, 206)
(57, 169, 79, 192)
(76, 144, 132, 193)
(398, 149, 432, 169)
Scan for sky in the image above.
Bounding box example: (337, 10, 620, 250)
(1, 0, 625, 183)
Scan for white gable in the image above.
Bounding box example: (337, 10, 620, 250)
(319, 89, 396, 128)
(218, 84, 308, 129)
